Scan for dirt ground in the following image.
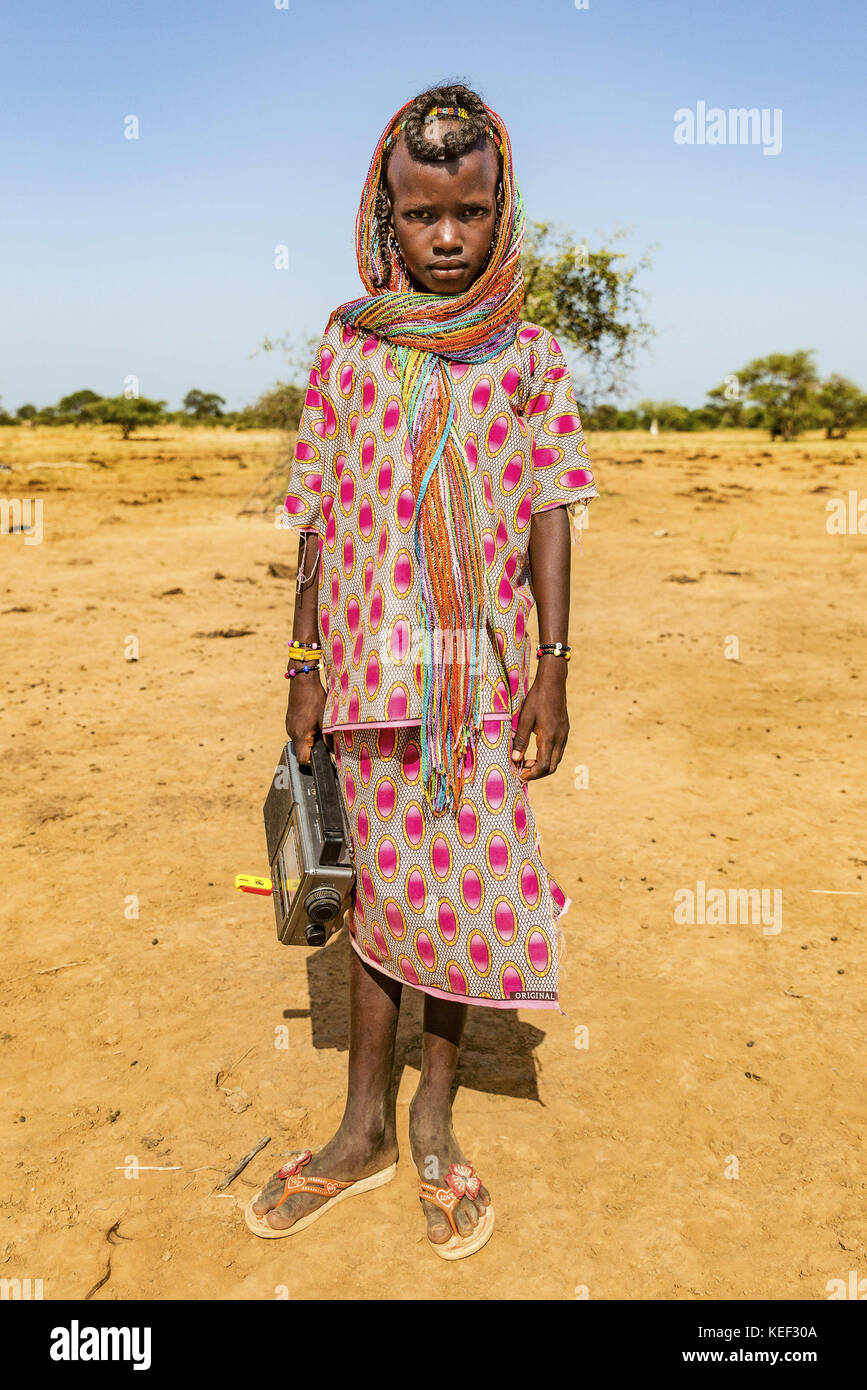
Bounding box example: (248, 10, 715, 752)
(1, 421, 864, 1301)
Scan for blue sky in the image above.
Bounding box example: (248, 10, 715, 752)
(3, 0, 865, 410)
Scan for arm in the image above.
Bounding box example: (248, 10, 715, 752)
(281, 327, 342, 762)
(284, 530, 326, 764)
(511, 505, 571, 782)
(510, 324, 597, 780)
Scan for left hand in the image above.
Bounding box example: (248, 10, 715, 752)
(510, 660, 570, 782)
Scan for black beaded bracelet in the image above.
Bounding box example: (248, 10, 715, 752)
(536, 642, 572, 661)
(284, 660, 324, 679)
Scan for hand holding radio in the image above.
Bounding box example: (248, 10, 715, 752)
(285, 667, 326, 765)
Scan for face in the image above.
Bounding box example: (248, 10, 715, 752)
(385, 120, 500, 296)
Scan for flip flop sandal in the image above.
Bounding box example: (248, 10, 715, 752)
(245, 1149, 397, 1239)
(418, 1162, 495, 1261)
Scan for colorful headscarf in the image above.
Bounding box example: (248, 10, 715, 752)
(327, 97, 525, 813)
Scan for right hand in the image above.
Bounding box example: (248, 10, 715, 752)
(285, 674, 327, 765)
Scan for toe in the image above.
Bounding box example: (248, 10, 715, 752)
(453, 1198, 478, 1237)
(423, 1201, 453, 1246)
(265, 1204, 294, 1231)
(251, 1172, 287, 1217)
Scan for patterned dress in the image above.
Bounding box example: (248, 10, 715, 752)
(283, 316, 597, 1009)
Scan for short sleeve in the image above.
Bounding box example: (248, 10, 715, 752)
(282, 324, 344, 536)
(522, 326, 598, 523)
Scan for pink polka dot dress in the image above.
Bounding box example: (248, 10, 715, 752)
(284, 318, 597, 1009)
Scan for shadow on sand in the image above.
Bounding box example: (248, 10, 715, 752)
(281, 926, 547, 1103)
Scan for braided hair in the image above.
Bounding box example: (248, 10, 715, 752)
(374, 83, 505, 289)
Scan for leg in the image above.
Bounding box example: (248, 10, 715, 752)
(408, 994, 491, 1246)
(253, 945, 402, 1231)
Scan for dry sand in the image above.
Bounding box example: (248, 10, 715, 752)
(1, 423, 865, 1301)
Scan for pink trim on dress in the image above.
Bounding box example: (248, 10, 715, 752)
(532, 500, 570, 512)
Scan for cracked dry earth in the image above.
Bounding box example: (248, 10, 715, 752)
(2, 423, 865, 1300)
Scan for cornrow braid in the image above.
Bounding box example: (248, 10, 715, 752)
(375, 83, 506, 289)
(400, 84, 491, 161)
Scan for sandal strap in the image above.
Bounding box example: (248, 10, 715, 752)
(275, 1173, 353, 1207)
(271, 1150, 354, 1208)
(418, 1179, 462, 1237)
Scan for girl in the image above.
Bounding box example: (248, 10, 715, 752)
(246, 83, 597, 1260)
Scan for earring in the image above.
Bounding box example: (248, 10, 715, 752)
(387, 223, 407, 271)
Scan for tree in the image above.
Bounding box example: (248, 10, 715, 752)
(182, 389, 226, 419)
(635, 398, 693, 431)
(249, 331, 322, 433)
(586, 402, 619, 430)
(259, 331, 321, 382)
(815, 374, 867, 439)
(688, 406, 724, 431)
(705, 384, 745, 428)
(520, 222, 653, 404)
(16, 403, 38, 420)
(57, 389, 102, 423)
(712, 351, 819, 440)
(236, 381, 306, 432)
(81, 395, 167, 439)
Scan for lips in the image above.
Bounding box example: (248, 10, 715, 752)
(430, 262, 468, 278)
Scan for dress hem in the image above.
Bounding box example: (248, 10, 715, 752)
(348, 931, 561, 1011)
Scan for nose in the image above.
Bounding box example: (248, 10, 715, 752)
(432, 217, 463, 254)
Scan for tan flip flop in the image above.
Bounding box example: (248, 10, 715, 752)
(245, 1149, 397, 1239)
(418, 1162, 495, 1261)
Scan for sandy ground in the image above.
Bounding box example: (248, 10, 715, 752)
(1, 422, 865, 1302)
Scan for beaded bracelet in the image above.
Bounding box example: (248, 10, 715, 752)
(285, 638, 323, 679)
(285, 660, 323, 679)
(536, 642, 572, 661)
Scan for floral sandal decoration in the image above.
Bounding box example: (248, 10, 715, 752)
(417, 1161, 495, 1261)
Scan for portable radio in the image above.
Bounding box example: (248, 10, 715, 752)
(260, 738, 355, 947)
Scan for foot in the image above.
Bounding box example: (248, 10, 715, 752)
(409, 1096, 491, 1247)
(251, 1123, 398, 1232)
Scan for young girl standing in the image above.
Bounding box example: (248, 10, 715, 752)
(246, 84, 597, 1259)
